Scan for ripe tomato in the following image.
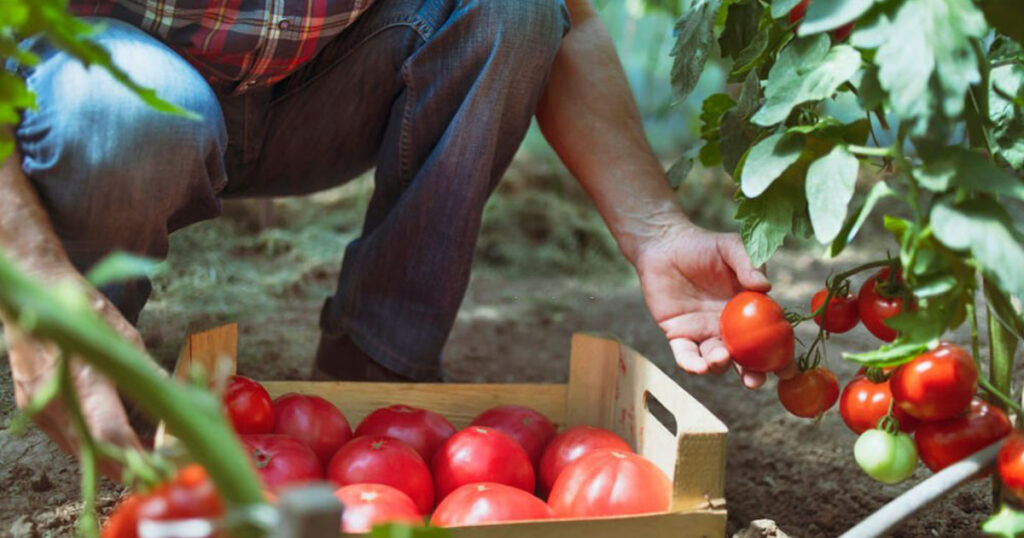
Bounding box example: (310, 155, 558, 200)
(788, 0, 809, 24)
(839, 376, 919, 434)
(430, 482, 554, 527)
(777, 367, 839, 418)
(810, 289, 859, 333)
(102, 495, 142, 538)
(470, 405, 556, 467)
(431, 426, 535, 503)
(998, 431, 1024, 502)
(273, 393, 352, 465)
(240, 434, 323, 492)
(548, 449, 672, 518)
(103, 466, 224, 538)
(327, 436, 434, 514)
(890, 343, 978, 421)
(854, 429, 918, 484)
(857, 268, 905, 342)
(719, 292, 795, 373)
(538, 425, 632, 496)
(353, 404, 455, 462)
(915, 399, 1012, 472)
(333, 484, 423, 533)
(224, 375, 275, 435)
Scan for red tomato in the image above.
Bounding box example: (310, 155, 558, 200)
(890, 344, 979, 421)
(548, 449, 672, 518)
(102, 495, 142, 538)
(224, 375, 275, 435)
(777, 367, 839, 418)
(538, 425, 632, 496)
(431, 426, 535, 503)
(470, 405, 557, 467)
(857, 268, 905, 342)
(333, 484, 423, 533)
(273, 393, 352, 466)
(719, 292, 795, 373)
(833, 21, 855, 41)
(915, 399, 1011, 472)
(788, 0, 809, 24)
(839, 376, 919, 434)
(353, 405, 455, 462)
(240, 434, 323, 493)
(998, 431, 1024, 502)
(327, 436, 434, 514)
(137, 465, 224, 523)
(430, 482, 554, 528)
(811, 289, 859, 333)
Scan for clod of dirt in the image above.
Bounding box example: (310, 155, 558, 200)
(29, 471, 53, 492)
(9, 515, 39, 538)
(732, 519, 791, 538)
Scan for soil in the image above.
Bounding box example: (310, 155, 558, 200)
(0, 189, 997, 538)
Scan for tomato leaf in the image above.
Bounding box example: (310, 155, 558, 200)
(829, 181, 894, 257)
(667, 155, 694, 190)
(85, 252, 162, 288)
(751, 35, 861, 126)
(915, 146, 1024, 199)
(798, 0, 874, 36)
(771, 0, 804, 18)
(989, 64, 1024, 170)
(982, 505, 1024, 538)
(931, 198, 1024, 299)
(720, 72, 762, 177)
(672, 0, 723, 101)
(736, 185, 798, 266)
(719, 0, 764, 60)
(844, 341, 934, 367)
(740, 133, 805, 197)
(806, 145, 859, 243)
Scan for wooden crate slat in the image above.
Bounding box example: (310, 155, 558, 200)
(441, 509, 727, 538)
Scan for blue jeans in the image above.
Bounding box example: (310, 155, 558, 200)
(12, 0, 571, 380)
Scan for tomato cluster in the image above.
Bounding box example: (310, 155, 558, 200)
(103, 380, 674, 535)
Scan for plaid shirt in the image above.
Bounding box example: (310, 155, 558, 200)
(68, 0, 377, 93)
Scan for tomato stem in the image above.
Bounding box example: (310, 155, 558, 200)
(979, 377, 1022, 415)
(58, 354, 100, 538)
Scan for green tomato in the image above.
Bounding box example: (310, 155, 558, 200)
(854, 428, 918, 484)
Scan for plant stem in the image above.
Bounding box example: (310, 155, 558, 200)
(968, 298, 981, 367)
(846, 144, 895, 158)
(988, 307, 1019, 414)
(803, 260, 894, 321)
(979, 377, 1022, 415)
(60, 356, 100, 538)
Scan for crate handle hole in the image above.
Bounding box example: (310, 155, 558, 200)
(644, 390, 677, 437)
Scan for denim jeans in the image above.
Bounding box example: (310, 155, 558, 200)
(12, 0, 571, 380)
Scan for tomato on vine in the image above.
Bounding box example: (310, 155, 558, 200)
(839, 375, 918, 434)
(854, 428, 918, 484)
(857, 268, 905, 342)
(915, 399, 1011, 472)
(720, 291, 795, 373)
(998, 432, 1024, 503)
(890, 343, 978, 421)
(811, 288, 859, 334)
(777, 367, 839, 418)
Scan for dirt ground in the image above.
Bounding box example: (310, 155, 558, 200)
(0, 175, 998, 537)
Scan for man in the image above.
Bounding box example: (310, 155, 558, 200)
(2, 0, 788, 463)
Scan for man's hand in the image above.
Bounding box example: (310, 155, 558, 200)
(634, 220, 797, 389)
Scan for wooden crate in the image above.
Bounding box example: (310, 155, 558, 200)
(161, 325, 728, 537)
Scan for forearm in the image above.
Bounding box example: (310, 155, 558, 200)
(536, 1, 689, 265)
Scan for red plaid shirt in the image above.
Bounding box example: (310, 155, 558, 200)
(68, 0, 377, 92)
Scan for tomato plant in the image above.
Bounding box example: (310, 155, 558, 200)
(431, 426, 535, 503)
(857, 269, 905, 343)
(839, 375, 918, 434)
(915, 399, 1012, 472)
(548, 449, 672, 518)
(719, 291, 795, 373)
(333, 483, 424, 533)
(353, 404, 455, 462)
(854, 428, 918, 485)
(998, 432, 1024, 503)
(777, 367, 839, 418)
(538, 425, 632, 495)
(890, 344, 979, 421)
(273, 393, 352, 466)
(224, 375, 275, 435)
(810, 288, 859, 333)
(240, 434, 322, 493)
(470, 405, 557, 467)
(429, 482, 553, 528)
(327, 436, 434, 514)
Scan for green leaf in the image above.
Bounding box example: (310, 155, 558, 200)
(829, 181, 894, 256)
(852, 65, 885, 110)
(730, 28, 771, 76)
(844, 340, 934, 367)
(672, 0, 723, 101)
(718, 1, 764, 59)
(736, 190, 796, 267)
(873, 0, 987, 136)
(982, 505, 1024, 538)
(799, 0, 875, 36)
(771, 0, 804, 18)
(806, 146, 859, 243)
(85, 252, 161, 288)
(699, 93, 736, 136)
(667, 156, 694, 189)
(989, 64, 1024, 170)
(915, 146, 1024, 199)
(931, 198, 1024, 299)
(719, 72, 762, 176)
(740, 133, 805, 197)
(751, 35, 861, 126)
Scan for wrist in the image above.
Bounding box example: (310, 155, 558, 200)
(612, 202, 694, 266)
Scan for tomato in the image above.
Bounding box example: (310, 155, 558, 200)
(240, 434, 323, 493)
(915, 399, 1012, 472)
(430, 482, 554, 527)
(788, 0, 809, 24)
(857, 268, 905, 342)
(890, 343, 978, 421)
(333, 484, 423, 533)
(839, 376, 919, 434)
(431, 426, 535, 503)
(224, 375, 275, 435)
(326, 436, 434, 514)
(470, 405, 556, 467)
(538, 425, 632, 496)
(353, 404, 455, 462)
(998, 431, 1024, 502)
(811, 289, 859, 333)
(833, 22, 855, 41)
(102, 495, 142, 538)
(777, 367, 839, 418)
(853, 429, 918, 484)
(719, 292, 795, 373)
(548, 449, 672, 518)
(273, 393, 352, 465)
(102, 466, 224, 538)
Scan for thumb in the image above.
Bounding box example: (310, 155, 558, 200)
(719, 235, 771, 292)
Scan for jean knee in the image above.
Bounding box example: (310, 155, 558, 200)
(470, 0, 570, 64)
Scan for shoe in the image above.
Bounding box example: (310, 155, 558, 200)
(312, 330, 414, 382)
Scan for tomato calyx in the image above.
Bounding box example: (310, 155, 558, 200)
(252, 448, 272, 470)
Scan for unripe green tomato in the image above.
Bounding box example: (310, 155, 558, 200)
(854, 429, 918, 484)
